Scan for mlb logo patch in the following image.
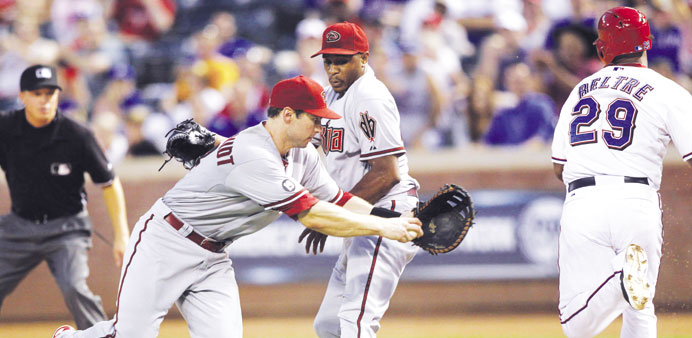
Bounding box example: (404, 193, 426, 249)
(35, 67, 52, 79)
(50, 163, 72, 176)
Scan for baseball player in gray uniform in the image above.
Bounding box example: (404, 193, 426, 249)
(552, 7, 692, 338)
(52, 75, 423, 338)
(301, 22, 421, 338)
(0, 65, 129, 329)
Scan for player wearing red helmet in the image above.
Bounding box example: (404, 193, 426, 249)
(552, 6, 692, 338)
(594, 6, 652, 65)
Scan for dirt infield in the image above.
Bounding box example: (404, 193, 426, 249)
(2, 313, 692, 338)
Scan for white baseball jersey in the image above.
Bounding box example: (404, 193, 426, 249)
(311, 65, 419, 338)
(315, 65, 419, 195)
(552, 65, 692, 190)
(163, 122, 348, 241)
(552, 64, 692, 338)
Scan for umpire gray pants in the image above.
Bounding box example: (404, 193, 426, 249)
(0, 213, 107, 329)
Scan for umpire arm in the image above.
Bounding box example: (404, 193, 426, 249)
(103, 176, 130, 268)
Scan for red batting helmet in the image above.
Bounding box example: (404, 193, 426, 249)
(594, 7, 651, 65)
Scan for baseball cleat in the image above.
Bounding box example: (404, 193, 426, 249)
(52, 325, 75, 338)
(620, 244, 652, 310)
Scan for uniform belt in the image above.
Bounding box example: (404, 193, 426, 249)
(16, 211, 68, 224)
(568, 176, 648, 192)
(163, 213, 226, 253)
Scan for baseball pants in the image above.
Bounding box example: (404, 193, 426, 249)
(62, 199, 242, 338)
(0, 213, 107, 329)
(557, 180, 662, 338)
(314, 193, 419, 338)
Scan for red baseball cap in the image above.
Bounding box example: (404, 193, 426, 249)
(310, 22, 369, 58)
(269, 76, 341, 119)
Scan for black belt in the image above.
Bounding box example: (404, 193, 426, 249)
(568, 176, 648, 192)
(15, 211, 70, 224)
(164, 213, 227, 253)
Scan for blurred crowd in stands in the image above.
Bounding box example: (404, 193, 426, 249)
(1, 0, 691, 165)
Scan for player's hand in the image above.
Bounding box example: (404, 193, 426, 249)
(381, 217, 423, 243)
(112, 235, 128, 268)
(298, 228, 328, 255)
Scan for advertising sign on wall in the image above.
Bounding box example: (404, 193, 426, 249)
(227, 190, 564, 284)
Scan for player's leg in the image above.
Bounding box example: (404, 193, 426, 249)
(64, 211, 198, 338)
(45, 232, 107, 329)
(337, 196, 418, 338)
(558, 189, 628, 337)
(56, 320, 117, 338)
(337, 237, 416, 338)
(108, 213, 210, 338)
(614, 187, 662, 338)
(314, 243, 348, 338)
(176, 253, 242, 338)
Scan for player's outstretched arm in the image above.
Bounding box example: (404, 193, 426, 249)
(297, 201, 422, 243)
(298, 196, 406, 254)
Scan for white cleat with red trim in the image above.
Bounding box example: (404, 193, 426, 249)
(52, 325, 75, 338)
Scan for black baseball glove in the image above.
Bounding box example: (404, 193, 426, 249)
(159, 119, 216, 171)
(413, 184, 475, 255)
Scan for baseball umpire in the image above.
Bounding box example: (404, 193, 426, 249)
(552, 7, 692, 337)
(0, 65, 130, 329)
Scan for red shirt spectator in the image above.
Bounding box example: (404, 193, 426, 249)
(110, 0, 176, 41)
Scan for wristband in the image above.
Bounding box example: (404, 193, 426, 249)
(370, 207, 401, 218)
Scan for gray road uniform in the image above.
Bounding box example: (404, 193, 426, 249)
(62, 122, 353, 338)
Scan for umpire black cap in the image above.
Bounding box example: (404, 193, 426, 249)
(20, 65, 62, 92)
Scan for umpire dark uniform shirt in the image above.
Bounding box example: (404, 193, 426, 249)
(0, 109, 114, 238)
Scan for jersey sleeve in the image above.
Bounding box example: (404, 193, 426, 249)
(551, 91, 576, 165)
(299, 145, 354, 206)
(352, 98, 406, 161)
(82, 128, 115, 185)
(666, 88, 692, 161)
(226, 158, 318, 218)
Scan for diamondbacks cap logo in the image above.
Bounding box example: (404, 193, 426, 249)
(325, 31, 341, 43)
(35, 67, 52, 79)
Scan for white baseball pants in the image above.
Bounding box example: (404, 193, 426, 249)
(558, 180, 662, 338)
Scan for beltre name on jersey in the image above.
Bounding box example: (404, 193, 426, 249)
(576, 68, 654, 102)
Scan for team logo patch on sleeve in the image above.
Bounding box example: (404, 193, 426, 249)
(282, 179, 296, 192)
(359, 111, 376, 142)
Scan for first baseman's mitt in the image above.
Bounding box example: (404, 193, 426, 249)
(159, 119, 216, 171)
(413, 184, 475, 255)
